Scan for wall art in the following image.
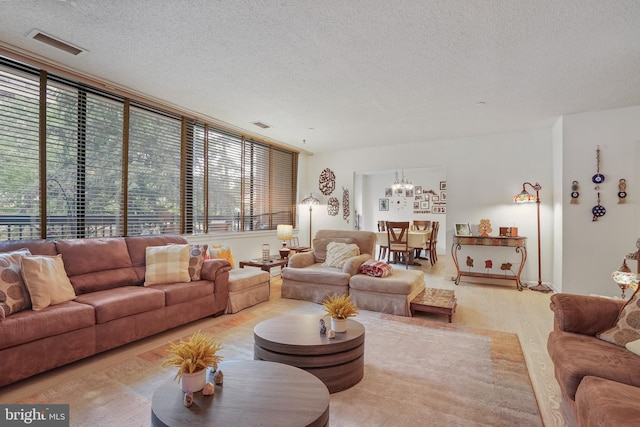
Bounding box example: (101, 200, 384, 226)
(618, 179, 627, 204)
(384, 188, 392, 197)
(327, 196, 339, 216)
(570, 180, 579, 204)
(440, 181, 447, 191)
(379, 198, 389, 211)
(342, 187, 350, 222)
(319, 168, 336, 195)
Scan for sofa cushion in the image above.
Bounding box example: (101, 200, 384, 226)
(144, 244, 191, 285)
(0, 300, 95, 350)
(281, 263, 351, 286)
(21, 255, 76, 311)
(322, 242, 360, 268)
(313, 238, 355, 262)
(55, 238, 139, 294)
(0, 248, 32, 316)
(228, 268, 270, 292)
(188, 244, 208, 280)
(576, 376, 640, 427)
(73, 286, 165, 324)
(349, 269, 423, 295)
(0, 239, 58, 256)
(548, 330, 640, 401)
(148, 280, 214, 306)
(598, 288, 640, 346)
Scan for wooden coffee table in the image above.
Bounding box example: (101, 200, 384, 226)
(151, 360, 329, 427)
(254, 314, 365, 393)
(239, 257, 288, 273)
(410, 288, 457, 322)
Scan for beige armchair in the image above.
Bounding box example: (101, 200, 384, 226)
(281, 229, 376, 303)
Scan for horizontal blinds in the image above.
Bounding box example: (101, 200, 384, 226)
(0, 64, 40, 240)
(208, 128, 242, 232)
(187, 121, 206, 234)
(272, 147, 295, 226)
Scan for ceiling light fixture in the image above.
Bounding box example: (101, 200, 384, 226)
(391, 169, 413, 192)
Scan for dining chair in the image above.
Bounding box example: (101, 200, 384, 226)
(413, 220, 431, 259)
(425, 221, 439, 265)
(386, 221, 411, 269)
(377, 221, 388, 260)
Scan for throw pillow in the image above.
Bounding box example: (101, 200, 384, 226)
(0, 248, 32, 316)
(145, 244, 191, 286)
(626, 338, 640, 356)
(359, 259, 393, 278)
(322, 242, 360, 269)
(21, 254, 76, 311)
(597, 288, 640, 346)
(188, 244, 208, 281)
(313, 237, 356, 262)
(209, 245, 235, 268)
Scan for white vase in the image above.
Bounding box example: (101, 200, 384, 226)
(181, 368, 207, 392)
(331, 317, 348, 333)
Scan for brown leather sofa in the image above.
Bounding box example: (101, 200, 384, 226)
(548, 293, 640, 425)
(0, 235, 231, 387)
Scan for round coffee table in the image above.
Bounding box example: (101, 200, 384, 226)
(151, 360, 329, 427)
(254, 314, 365, 393)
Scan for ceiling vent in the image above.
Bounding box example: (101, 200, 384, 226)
(251, 121, 271, 129)
(28, 29, 86, 56)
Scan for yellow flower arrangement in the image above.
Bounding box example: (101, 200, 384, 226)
(163, 330, 223, 381)
(322, 294, 359, 319)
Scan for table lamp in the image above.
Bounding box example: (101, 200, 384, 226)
(277, 224, 293, 259)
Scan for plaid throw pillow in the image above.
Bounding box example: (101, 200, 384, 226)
(144, 244, 191, 286)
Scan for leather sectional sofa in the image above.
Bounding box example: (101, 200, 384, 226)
(0, 235, 231, 387)
(548, 293, 640, 425)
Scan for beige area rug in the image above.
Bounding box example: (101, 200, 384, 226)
(14, 298, 542, 426)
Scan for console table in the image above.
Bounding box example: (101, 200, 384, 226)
(451, 236, 527, 291)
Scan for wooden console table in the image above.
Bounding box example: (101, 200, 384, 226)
(451, 236, 527, 291)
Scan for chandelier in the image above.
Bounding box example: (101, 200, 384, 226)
(391, 169, 414, 191)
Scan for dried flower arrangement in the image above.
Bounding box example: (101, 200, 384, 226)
(163, 330, 223, 381)
(322, 294, 359, 319)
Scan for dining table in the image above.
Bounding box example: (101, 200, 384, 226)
(375, 230, 432, 265)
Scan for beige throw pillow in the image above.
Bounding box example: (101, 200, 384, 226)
(597, 288, 640, 346)
(0, 248, 32, 316)
(21, 254, 76, 311)
(145, 244, 191, 286)
(322, 242, 360, 269)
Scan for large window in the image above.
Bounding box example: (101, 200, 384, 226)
(0, 56, 298, 240)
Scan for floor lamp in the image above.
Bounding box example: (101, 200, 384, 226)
(301, 193, 320, 246)
(514, 182, 551, 293)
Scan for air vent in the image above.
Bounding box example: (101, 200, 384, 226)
(251, 121, 271, 129)
(28, 29, 86, 56)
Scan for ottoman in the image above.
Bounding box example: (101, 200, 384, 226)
(226, 268, 270, 314)
(348, 269, 425, 316)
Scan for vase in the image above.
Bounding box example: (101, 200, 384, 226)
(331, 317, 348, 333)
(181, 368, 207, 392)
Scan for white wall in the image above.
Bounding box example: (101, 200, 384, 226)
(561, 105, 640, 297)
(302, 128, 554, 285)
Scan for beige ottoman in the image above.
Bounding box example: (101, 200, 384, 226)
(226, 268, 270, 314)
(348, 269, 425, 316)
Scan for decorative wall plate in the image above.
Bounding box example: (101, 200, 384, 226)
(592, 192, 606, 221)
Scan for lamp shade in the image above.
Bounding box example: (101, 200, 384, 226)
(277, 224, 293, 241)
(514, 189, 536, 203)
(301, 193, 320, 206)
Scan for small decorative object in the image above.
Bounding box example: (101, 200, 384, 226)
(342, 187, 350, 222)
(183, 391, 194, 407)
(214, 369, 224, 385)
(327, 329, 336, 339)
(319, 318, 327, 335)
(455, 223, 471, 236)
(203, 382, 215, 396)
(319, 168, 336, 195)
(262, 244, 270, 262)
(163, 330, 224, 393)
(500, 262, 513, 272)
(478, 219, 492, 237)
(612, 259, 638, 299)
(327, 197, 339, 216)
(618, 179, 627, 204)
(322, 294, 359, 333)
(466, 256, 474, 270)
(570, 181, 579, 204)
(592, 145, 605, 186)
(499, 227, 518, 237)
(592, 192, 606, 221)
(485, 260, 493, 270)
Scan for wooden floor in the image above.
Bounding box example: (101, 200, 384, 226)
(0, 255, 572, 426)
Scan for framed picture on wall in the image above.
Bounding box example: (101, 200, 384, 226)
(441, 191, 447, 201)
(420, 201, 429, 209)
(440, 181, 447, 190)
(431, 195, 439, 202)
(455, 223, 472, 236)
(415, 186, 422, 195)
(385, 188, 392, 197)
(405, 188, 414, 198)
(379, 198, 389, 211)
(413, 201, 419, 209)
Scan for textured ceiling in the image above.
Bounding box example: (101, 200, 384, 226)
(1, 0, 640, 154)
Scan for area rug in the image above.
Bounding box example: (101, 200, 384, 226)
(13, 300, 542, 426)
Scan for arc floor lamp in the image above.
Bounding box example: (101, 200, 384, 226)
(514, 182, 551, 293)
(301, 193, 320, 246)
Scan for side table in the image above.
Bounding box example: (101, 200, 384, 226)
(239, 257, 288, 274)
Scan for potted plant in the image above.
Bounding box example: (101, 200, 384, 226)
(163, 330, 223, 392)
(322, 294, 359, 332)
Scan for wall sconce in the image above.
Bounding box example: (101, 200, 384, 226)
(277, 224, 293, 259)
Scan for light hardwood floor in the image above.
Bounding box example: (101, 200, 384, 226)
(0, 255, 572, 426)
